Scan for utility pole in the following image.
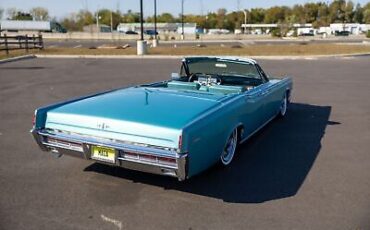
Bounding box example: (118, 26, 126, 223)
(140, 0, 144, 41)
(110, 10, 113, 32)
(154, 0, 157, 40)
(137, 0, 147, 55)
(181, 0, 185, 40)
(96, 14, 99, 32)
(153, 0, 158, 47)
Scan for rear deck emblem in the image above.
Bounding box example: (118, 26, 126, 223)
(97, 122, 109, 130)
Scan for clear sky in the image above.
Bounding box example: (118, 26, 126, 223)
(0, 0, 369, 19)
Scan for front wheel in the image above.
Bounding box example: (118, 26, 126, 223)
(278, 92, 288, 118)
(220, 129, 238, 166)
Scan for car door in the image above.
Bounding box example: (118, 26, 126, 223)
(241, 84, 270, 138)
(259, 81, 281, 119)
(255, 64, 282, 121)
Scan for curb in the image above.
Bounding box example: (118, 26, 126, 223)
(0, 54, 36, 64)
(35, 53, 370, 60)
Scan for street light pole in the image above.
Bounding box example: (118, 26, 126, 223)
(181, 0, 185, 40)
(243, 10, 247, 34)
(152, 0, 158, 47)
(154, 0, 157, 40)
(110, 10, 113, 32)
(137, 0, 147, 55)
(140, 0, 144, 41)
(96, 14, 99, 32)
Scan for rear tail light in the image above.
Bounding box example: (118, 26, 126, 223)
(32, 110, 38, 128)
(158, 156, 177, 166)
(32, 114, 36, 127)
(178, 134, 182, 150)
(121, 151, 177, 167)
(123, 151, 138, 159)
(46, 137, 83, 152)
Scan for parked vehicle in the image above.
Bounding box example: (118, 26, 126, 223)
(300, 32, 314, 36)
(125, 30, 138, 35)
(31, 57, 293, 180)
(335, 31, 350, 36)
(144, 30, 158, 35)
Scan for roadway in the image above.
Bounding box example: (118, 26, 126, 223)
(43, 36, 369, 48)
(0, 56, 369, 229)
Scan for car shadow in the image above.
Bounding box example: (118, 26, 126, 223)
(84, 103, 338, 203)
(0, 66, 45, 70)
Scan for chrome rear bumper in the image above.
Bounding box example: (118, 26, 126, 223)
(31, 129, 188, 181)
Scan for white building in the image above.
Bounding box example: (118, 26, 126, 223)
(241, 23, 313, 35)
(241, 23, 370, 35)
(116, 23, 197, 34)
(329, 23, 370, 35)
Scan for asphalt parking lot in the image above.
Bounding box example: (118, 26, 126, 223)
(0, 56, 369, 229)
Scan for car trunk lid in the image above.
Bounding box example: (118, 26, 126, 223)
(44, 87, 225, 148)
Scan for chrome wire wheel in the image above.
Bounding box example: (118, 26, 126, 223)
(220, 129, 238, 166)
(279, 93, 288, 117)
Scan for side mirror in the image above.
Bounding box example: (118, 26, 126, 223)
(171, 73, 181, 80)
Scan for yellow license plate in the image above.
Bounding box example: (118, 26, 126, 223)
(91, 146, 116, 163)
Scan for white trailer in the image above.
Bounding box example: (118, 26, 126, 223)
(0, 20, 66, 33)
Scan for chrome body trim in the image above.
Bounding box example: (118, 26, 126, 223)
(40, 129, 178, 157)
(31, 129, 188, 181)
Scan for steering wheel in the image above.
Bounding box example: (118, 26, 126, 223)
(212, 75, 222, 85)
(189, 73, 222, 86)
(188, 73, 198, 82)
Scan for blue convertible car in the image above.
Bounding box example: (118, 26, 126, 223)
(31, 56, 292, 180)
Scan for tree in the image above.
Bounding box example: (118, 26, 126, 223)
(225, 11, 244, 31)
(6, 7, 17, 19)
(303, 3, 319, 23)
(204, 12, 218, 29)
(363, 2, 370, 23)
(61, 14, 80, 31)
(264, 6, 288, 23)
(5, 7, 32, 20)
(13, 11, 33, 20)
(329, 0, 346, 23)
(30, 7, 49, 21)
(147, 13, 176, 23)
(316, 2, 330, 26)
(76, 10, 94, 29)
(249, 8, 266, 24)
(158, 13, 176, 23)
(60, 10, 94, 31)
(291, 4, 306, 23)
(216, 8, 227, 29)
(353, 3, 363, 23)
(122, 10, 140, 23)
(344, 1, 354, 22)
(96, 9, 121, 29)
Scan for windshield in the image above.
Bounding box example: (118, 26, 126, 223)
(184, 59, 262, 79)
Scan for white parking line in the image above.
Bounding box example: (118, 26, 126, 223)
(73, 45, 82, 48)
(101, 214, 122, 230)
(338, 57, 355, 60)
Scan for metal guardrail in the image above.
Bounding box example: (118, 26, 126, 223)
(0, 33, 44, 55)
